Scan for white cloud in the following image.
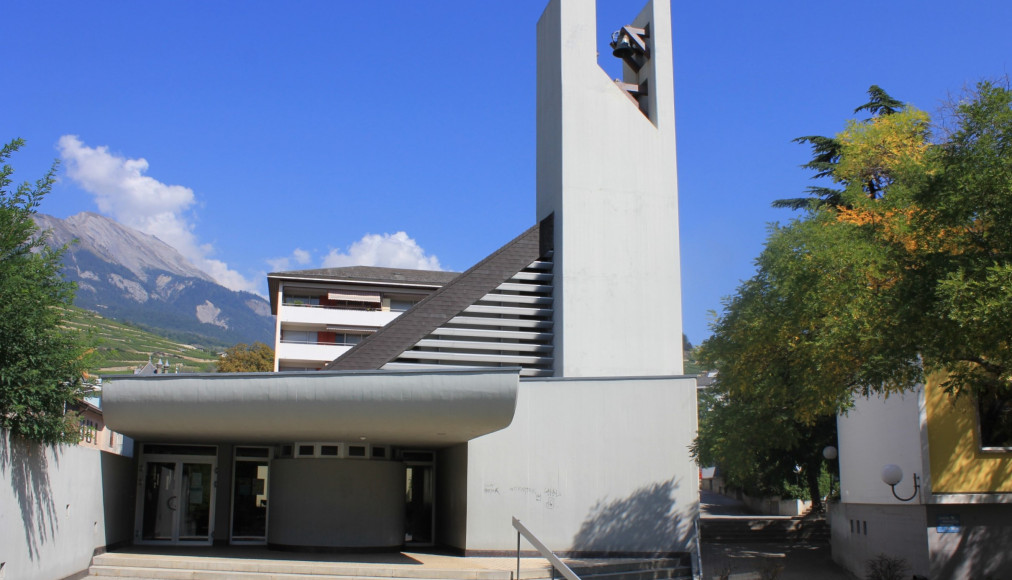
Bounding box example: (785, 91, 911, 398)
(58, 135, 260, 293)
(322, 232, 442, 270)
(266, 248, 312, 272)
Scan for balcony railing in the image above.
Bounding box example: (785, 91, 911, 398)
(278, 304, 401, 328)
(280, 338, 361, 347)
(283, 301, 383, 312)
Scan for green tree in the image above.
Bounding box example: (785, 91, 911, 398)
(696, 81, 1012, 499)
(216, 341, 275, 372)
(693, 382, 836, 509)
(0, 138, 90, 444)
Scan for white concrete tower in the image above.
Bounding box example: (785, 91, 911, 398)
(536, 0, 683, 377)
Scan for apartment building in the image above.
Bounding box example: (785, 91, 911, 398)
(267, 266, 457, 371)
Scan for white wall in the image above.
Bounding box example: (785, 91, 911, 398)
(829, 502, 930, 578)
(536, 0, 683, 378)
(1, 431, 135, 580)
(832, 389, 932, 578)
(268, 458, 405, 548)
(436, 444, 468, 549)
(837, 388, 925, 505)
(461, 376, 698, 555)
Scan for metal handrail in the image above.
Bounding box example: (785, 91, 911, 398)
(512, 517, 580, 580)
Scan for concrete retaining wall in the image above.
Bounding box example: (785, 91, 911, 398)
(461, 376, 699, 556)
(1, 430, 135, 580)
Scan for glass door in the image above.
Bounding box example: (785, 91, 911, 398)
(137, 451, 216, 545)
(230, 447, 271, 544)
(405, 464, 434, 546)
(140, 461, 176, 541)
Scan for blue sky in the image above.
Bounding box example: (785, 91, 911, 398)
(4, 1, 1011, 345)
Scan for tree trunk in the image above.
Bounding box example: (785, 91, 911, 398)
(806, 459, 823, 513)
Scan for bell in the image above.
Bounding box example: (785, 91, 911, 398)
(611, 31, 636, 59)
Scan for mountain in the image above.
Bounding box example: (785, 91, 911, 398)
(33, 212, 274, 348)
(64, 307, 222, 375)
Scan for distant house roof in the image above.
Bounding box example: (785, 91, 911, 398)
(267, 266, 459, 313)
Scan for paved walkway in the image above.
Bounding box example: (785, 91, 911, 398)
(102, 546, 572, 572)
(698, 490, 857, 579)
(97, 546, 666, 578)
(701, 489, 756, 517)
(700, 542, 855, 580)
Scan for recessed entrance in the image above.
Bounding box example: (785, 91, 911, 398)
(230, 446, 271, 544)
(136, 445, 217, 545)
(404, 455, 434, 546)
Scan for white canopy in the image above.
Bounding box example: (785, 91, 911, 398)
(102, 368, 519, 446)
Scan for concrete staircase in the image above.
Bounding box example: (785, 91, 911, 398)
(699, 516, 830, 544)
(87, 552, 694, 580)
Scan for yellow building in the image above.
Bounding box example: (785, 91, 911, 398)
(831, 374, 1012, 579)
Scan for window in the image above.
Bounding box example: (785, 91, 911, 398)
(235, 447, 270, 458)
(281, 330, 315, 344)
(335, 333, 364, 346)
(390, 299, 419, 312)
(979, 393, 1012, 450)
(284, 295, 320, 306)
(287, 442, 389, 460)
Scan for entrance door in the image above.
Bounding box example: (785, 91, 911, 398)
(405, 464, 434, 546)
(137, 448, 217, 545)
(230, 446, 271, 544)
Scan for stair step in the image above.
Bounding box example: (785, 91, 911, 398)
(578, 567, 693, 580)
(89, 566, 516, 580)
(89, 555, 693, 580)
(88, 570, 694, 580)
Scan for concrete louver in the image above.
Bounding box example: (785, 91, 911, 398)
(385, 255, 554, 377)
(325, 219, 554, 376)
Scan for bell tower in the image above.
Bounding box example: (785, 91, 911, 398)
(536, 0, 683, 377)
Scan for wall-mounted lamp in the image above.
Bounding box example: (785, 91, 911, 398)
(881, 464, 920, 502)
(823, 446, 839, 501)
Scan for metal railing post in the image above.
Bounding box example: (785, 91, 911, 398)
(512, 517, 581, 580)
(517, 530, 521, 580)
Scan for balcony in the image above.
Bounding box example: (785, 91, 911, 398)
(279, 304, 401, 328)
(277, 341, 352, 365)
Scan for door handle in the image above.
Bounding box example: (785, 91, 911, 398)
(167, 496, 178, 511)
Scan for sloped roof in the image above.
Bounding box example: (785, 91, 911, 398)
(326, 221, 546, 371)
(268, 266, 459, 312)
(269, 266, 458, 285)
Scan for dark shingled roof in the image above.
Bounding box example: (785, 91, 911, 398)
(267, 266, 459, 313)
(325, 222, 545, 371)
(269, 265, 458, 285)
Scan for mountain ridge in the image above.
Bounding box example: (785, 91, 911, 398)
(33, 212, 274, 347)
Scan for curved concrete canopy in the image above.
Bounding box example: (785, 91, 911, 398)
(102, 368, 519, 445)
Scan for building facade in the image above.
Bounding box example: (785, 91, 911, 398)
(101, 0, 698, 560)
(267, 267, 457, 371)
(830, 374, 1012, 578)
